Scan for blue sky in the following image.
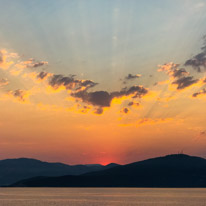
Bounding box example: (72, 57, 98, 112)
(1, 0, 206, 89)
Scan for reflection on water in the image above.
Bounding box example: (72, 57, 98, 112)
(0, 188, 206, 206)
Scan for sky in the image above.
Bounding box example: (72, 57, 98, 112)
(0, 0, 206, 165)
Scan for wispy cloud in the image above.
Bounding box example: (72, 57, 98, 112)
(0, 78, 9, 87)
(125, 74, 141, 80)
(7, 89, 30, 103)
(119, 117, 173, 127)
(121, 73, 141, 84)
(16, 58, 48, 69)
(192, 88, 206, 98)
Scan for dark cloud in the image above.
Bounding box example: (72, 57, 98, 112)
(122, 107, 129, 114)
(37, 71, 49, 80)
(49, 74, 98, 91)
(118, 85, 147, 98)
(72, 85, 148, 107)
(125, 74, 141, 80)
(73, 90, 112, 107)
(184, 36, 206, 72)
(94, 107, 104, 115)
(48, 73, 147, 113)
(128, 101, 139, 107)
(172, 68, 188, 78)
(185, 53, 206, 72)
(172, 76, 198, 90)
(49, 74, 76, 89)
(79, 105, 91, 114)
(128, 102, 134, 106)
(192, 88, 206, 97)
(31, 62, 48, 68)
(25, 59, 48, 68)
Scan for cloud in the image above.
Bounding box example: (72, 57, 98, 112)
(138, 118, 172, 126)
(0, 78, 9, 87)
(119, 117, 173, 127)
(23, 71, 52, 83)
(94, 107, 104, 115)
(16, 58, 48, 69)
(36, 71, 50, 80)
(79, 105, 91, 114)
(158, 62, 198, 90)
(72, 90, 112, 107)
(172, 76, 198, 90)
(158, 62, 179, 73)
(128, 101, 140, 107)
(0, 49, 48, 76)
(121, 73, 141, 84)
(49, 74, 98, 92)
(125, 74, 141, 80)
(158, 62, 188, 78)
(184, 36, 206, 72)
(113, 85, 148, 98)
(7, 89, 30, 103)
(172, 68, 189, 78)
(192, 88, 206, 97)
(72, 85, 148, 108)
(36, 71, 52, 80)
(30, 61, 48, 68)
(0, 48, 149, 115)
(121, 107, 129, 114)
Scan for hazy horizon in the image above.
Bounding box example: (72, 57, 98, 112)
(0, 153, 199, 166)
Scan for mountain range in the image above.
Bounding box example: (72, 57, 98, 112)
(0, 158, 118, 186)
(9, 154, 206, 187)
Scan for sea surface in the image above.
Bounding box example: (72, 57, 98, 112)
(0, 188, 206, 206)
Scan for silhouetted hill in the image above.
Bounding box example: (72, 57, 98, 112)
(10, 154, 206, 187)
(0, 158, 119, 186)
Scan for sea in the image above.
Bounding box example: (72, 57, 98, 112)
(0, 188, 206, 206)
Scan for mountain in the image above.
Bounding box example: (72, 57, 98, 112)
(0, 158, 119, 186)
(10, 154, 206, 187)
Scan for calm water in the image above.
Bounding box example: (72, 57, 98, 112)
(0, 188, 206, 206)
